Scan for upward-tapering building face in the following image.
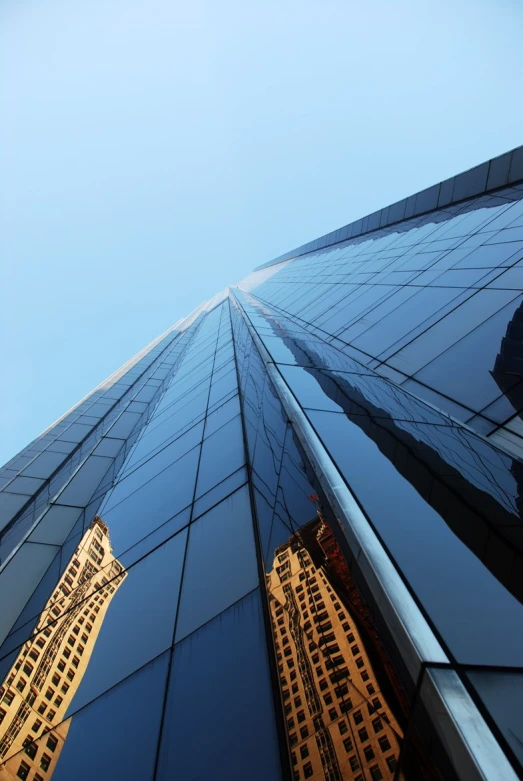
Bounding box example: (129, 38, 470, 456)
(1, 147, 523, 781)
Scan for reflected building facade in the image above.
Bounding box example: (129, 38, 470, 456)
(0, 518, 125, 780)
(268, 512, 404, 781)
(1, 146, 523, 780)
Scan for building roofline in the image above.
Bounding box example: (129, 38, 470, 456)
(254, 145, 523, 271)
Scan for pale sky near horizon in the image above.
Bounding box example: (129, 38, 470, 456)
(1, 0, 523, 465)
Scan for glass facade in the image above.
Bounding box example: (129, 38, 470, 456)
(1, 149, 523, 780)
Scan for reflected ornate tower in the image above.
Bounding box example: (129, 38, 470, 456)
(267, 514, 404, 781)
(0, 518, 125, 780)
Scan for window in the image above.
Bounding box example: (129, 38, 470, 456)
(338, 721, 348, 735)
(323, 693, 333, 705)
(364, 746, 375, 761)
(372, 718, 383, 733)
(328, 708, 338, 721)
(73, 626, 80, 635)
(51, 674, 60, 686)
(343, 737, 353, 752)
(61, 683, 69, 695)
(351, 645, 360, 656)
(300, 726, 309, 739)
(361, 670, 369, 681)
(46, 734, 58, 752)
(300, 745, 309, 760)
(340, 699, 353, 714)
(23, 663, 33, 676)
(369, 766, 383, 781)
(329, 669, 348, 684)
(16, 761, 30, 780)
(67, 636, 75, 647)
(37, 703, 47, 715)
(45, 687, 54, 701)
(3, 690, 14, 706)
(287, 718, 295, 730)
(16, 678, 27, 693)
(36, 637, 46, 649)
(349, 756, 360, 771)
(67, 669, 75, 681)
(372, 698, 382, 711)
(294, 696, 302, 707)
(386, 756, 397, 772)
(63, 648, 71, 659)
(367, 684, 376, 695)
(32, 719, 42, 732)
(303, 762, 313, 778)
(289, 733, 297, 746)
(319, 679, 328, 691)
(35, 776, 44, 781)
(358, 727, 369, 743)
(54, 695, 63, 707)
(292, 683, 299, 695)
(24, 740, 37, 760)
(356, 658, 365, 669)
(297, 711, 306, 724)
(40, 753, 51, 772)
(47, 710, 56, 721)
(353, 710, 363, 725)
(0, 708, 7, 724)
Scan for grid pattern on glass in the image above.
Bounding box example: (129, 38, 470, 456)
(250, 185, 523, 448)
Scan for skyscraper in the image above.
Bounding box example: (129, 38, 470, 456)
(1, 145, 523, 780)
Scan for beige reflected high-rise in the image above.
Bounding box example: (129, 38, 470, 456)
(0, 517, 125, 781)
(267, 513, 404, 781)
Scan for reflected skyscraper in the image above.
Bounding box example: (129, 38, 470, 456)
(0, 518, 125, 780)
(267, 512, 404, 781)
(1, 146, 523, 780)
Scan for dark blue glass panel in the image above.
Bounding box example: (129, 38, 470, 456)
(2, 652, 169, 780)
(466, 670, 523, 767)
(157, 590, 282, 781)
(61, 529, 186, 714)
(175, 486, 258, 641)
(195, 415, 245, 497)
(100, 446, 199, 539)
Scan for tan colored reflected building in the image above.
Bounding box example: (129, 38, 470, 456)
(0, 517, 125, 781)
(267, 512, 404, 781)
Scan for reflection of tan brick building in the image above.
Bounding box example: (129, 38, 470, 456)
(267, 515, 403, 781)
(0, 517, 125, 781)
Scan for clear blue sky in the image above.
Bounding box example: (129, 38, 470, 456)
(1, 0, 523, 465)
